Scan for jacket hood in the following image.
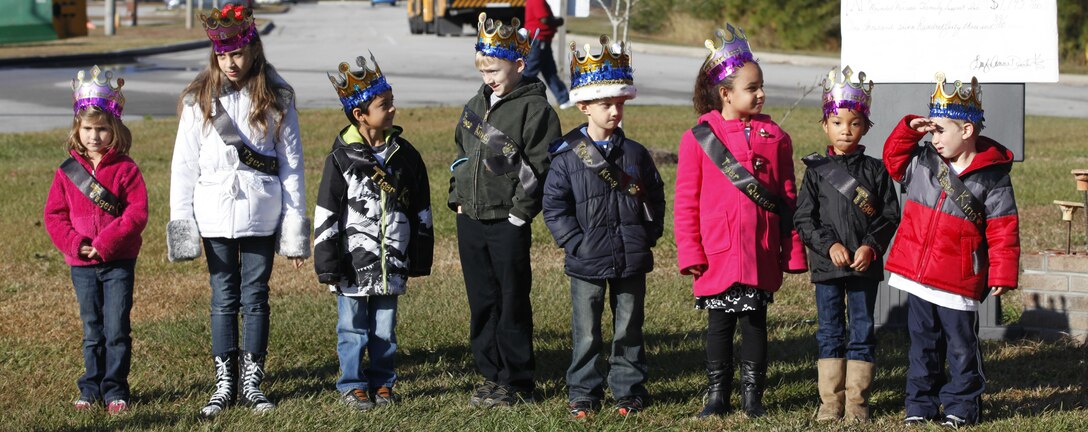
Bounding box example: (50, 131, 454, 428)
(824, 145, 869, 165)
(550, 124, 627, 155)
(961, 136, 1014, 176)
(476, 76, 548, 102)
(333, 125, 404, 151)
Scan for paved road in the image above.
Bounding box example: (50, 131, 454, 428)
(1, 2, 1086, 133)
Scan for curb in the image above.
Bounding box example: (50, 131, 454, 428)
(0, 21, 275, 69)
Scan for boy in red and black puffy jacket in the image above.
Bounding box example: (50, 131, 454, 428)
(883, 73, 1019, 428)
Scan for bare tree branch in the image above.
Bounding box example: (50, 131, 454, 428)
(778, 77, 822, 126)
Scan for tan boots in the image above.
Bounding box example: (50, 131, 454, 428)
(815, 358, 846, 422)
(844, 360, 875, 422)
(816, 359, 874, 422)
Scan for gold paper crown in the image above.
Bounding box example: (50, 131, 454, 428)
(929, 72, 984, 124)
(327, 54, 392, 113)
(476, 12, 531, 60)
(570, 35, 632, 80)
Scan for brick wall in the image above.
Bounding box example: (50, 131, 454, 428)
(1020, 253, 1088, 342)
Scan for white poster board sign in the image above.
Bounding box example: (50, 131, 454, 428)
(841, 0, 1058, 83)
(546, 0, 590, 18)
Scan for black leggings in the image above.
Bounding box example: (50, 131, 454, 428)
(706, 308, 767, 365)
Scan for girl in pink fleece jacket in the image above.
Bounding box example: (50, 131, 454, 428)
(674, 25, 807, 419)
(44, 67, 148, 415)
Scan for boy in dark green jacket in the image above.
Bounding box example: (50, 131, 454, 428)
(448, 13, 561, 408)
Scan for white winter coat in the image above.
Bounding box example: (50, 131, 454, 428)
(169, 77, 309, 258)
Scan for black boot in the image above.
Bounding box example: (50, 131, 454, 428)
(740, 360, 767, 418)
(698, 360, 732, 418)
(239, 351, 275, 413)
(200, 354, 237, 419)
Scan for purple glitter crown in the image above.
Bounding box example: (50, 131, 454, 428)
(822, 66, 874, 119)
(703, 23, 755, 86)
(72, 65, 125, 118)
(201, 3, 258, 54)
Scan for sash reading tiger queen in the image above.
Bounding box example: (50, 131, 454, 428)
(562, 129, 654, 222)
(691, 123, 791, 227)
(213, 98, 279, 175)
(801, 152, 880, 217)
(458, 106, 539, 195)
(61, 157, 123, 216)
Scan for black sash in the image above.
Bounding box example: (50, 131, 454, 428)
(927, 145, 986, 228)
(459, 106, 539, 195)
(563, 130, 654, 222)
(801, 153, 879, 217)
(335, 144, 400, 202)
(691, 123, 789, 220)
(213, 98, 279, 175)
(60, 157, 123, 216)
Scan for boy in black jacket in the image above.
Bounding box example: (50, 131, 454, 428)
(314, 55, 433, 411)
(448, 13, 561, 408)
(542, 37, 665, 418)
(794, 67, 900, 423)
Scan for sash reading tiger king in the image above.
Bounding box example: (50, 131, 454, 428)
(459, 106, 539, 195)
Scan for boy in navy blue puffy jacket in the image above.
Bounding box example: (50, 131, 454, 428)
(542, 37, 665, 418)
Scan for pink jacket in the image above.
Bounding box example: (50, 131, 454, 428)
(44, 149, 149, 266)
(674, 111, 807, 296)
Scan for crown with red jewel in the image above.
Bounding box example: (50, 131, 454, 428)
(201, 3, 258, 53)
(929, 72, 985, 125)
(822, 66, 874, 119)
(702, 23, 755, 86)
(568, 35, 636, 103)
(328, 53, 392, 115)
(72, 65, 125, 118)
(475, 12, 531, 61)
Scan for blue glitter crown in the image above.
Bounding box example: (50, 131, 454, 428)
(328, 53, 392, 115)
(475, 13, 531, 61)
(929, 72, 985, 126)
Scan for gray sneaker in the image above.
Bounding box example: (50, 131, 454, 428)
(483, 384, 532, 408)
(469, 381, 497, 407)
(341, 389, 375, 411)
(373, 386, 399, 406)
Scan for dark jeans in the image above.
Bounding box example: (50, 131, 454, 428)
(523, 40, 570, 105)
(706, 308, 767, 365)
(567, 275, 648, 402)
(70, 259, 135, 403)
(905, 293, 985, 423)
(814, 277, 878, 362)
(204, 236, 275, 357)
(456, 214, 535, 391)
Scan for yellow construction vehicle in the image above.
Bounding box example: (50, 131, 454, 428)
(408, 0, 526, 36)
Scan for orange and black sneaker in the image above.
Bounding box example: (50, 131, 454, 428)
(373, 386, 399, 406)
(341, 388, 375, 411)
(615, 396, 644, 416)
(568, 399, 598, 420)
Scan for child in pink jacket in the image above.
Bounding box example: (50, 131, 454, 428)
(44, 66, 148, 415)
(674, 25, 807, 419)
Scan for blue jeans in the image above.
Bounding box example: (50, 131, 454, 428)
(336, 294, 398, 393)
(905, 293, 985, 423)
(814, 277, 879, 362)
(567, 275, 648, 402)
(204, 236, 274, 357)
(70, 259, 135, 403)
(523, 40, 570, 104)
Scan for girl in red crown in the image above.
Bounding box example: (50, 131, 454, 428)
(167, 2, 309, 418)
(45, 66, 148, 415)
(674, 24, 807, 419)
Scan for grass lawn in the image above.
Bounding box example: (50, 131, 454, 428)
(0, 105, 1085, 431)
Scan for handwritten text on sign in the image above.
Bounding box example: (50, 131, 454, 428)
(841, 0, 1058, 83)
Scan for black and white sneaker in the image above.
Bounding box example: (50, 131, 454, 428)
(941, 414, 971, 429)
(903, 415, 929, 426)
(483, 384, 532, 408)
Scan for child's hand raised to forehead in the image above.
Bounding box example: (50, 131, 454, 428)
(908, 117, 937, 133)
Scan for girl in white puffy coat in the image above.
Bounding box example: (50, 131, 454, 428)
(167, 3, 308, 419)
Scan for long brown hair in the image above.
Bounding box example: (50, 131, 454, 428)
(692, 61, 762, 115)
(177, 37, 287, 138)
(66, 107, 132, 157)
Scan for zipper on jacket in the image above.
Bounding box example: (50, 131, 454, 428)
(916, 191, 946, 280)
(380, 186, 389, 293)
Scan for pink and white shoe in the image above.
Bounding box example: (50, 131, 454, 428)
(107, 400, 128, 415)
